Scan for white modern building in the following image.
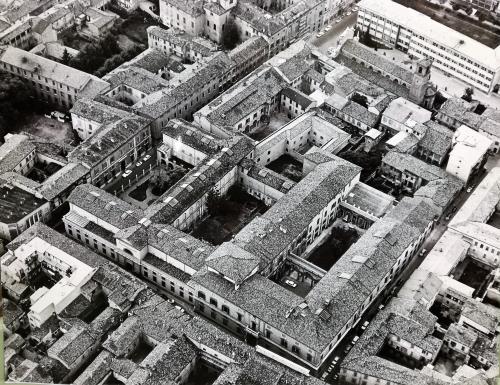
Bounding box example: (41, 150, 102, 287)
(357, 0, 500, 94)
(446, 125, 492, 182)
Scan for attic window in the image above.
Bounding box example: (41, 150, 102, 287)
(338, 272, 352, 280)
(351, 255, 368, 264)
(104, 201, 117, 210)
(221, 147, 233, 156)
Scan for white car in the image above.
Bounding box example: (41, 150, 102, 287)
(325, 25, 332, 31)
(353, 6, 359, 11)
(122, 169, 133, 178)
(361, 321, 370, 330)
(143, 154, 151, 161)
(316, 31, 325, 38)
(136, 161, 143, 167)
(174, 305, 185, 313)
(466, 186, 473, 193)
(52, 111, 66, 122)
(346, 11, 352, 16)
(332, 356, 340, 365)
(285, 279, 297, 288)
(351, 336, 360, 345)
(335, 18, 341, 23)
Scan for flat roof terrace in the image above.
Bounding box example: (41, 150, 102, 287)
(343, 181, 395, 219)
(394, 0, 500, 49)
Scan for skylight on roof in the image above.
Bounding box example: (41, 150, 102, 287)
(338, 272, 352, 280)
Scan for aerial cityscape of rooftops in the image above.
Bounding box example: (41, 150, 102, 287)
(1, 0, 500, 383)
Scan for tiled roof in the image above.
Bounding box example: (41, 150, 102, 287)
(163, 0, 205, 16)
(205, 242, 260, 285)
(200, 67, 285, 128)
(0, 134, 35, 174)
(163, 118, 222, 156)
(68, 115, 151, 168)
(67, 184, 145, 230)
(342, 40, 414, 84)
(239, 158, 296, 194)
(418, 121, 453, 157)
(382, 151, 449, 182)
(235, 157, 361, 269)
(48, 322, 97, 368)
(0, 46, 108, 92)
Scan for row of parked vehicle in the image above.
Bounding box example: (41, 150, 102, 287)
(122, 154, 152, 178)
(315, 5, 359, 38)
(44, 111, 71, 122)
(320, 317, 374, 380)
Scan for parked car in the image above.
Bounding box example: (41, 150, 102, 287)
(316, 31, 325, 38)
(174, 305, 185, 313)
(351, 336, 360, 345)
(167, 298, 175, 304)
(122, 169, 133, 178)
(361, 320, 370, 330)
(284, 279, 297, 288)
(335, 18, 341, 23)
(143, 154, 151, 161)
(325, 25, 332, 31)
(136, 161, 143, 167)
(445, 214, 451, 221)
(346, 11, 352, 16)
(378, 304, 385, 311)
(44, 112, 53, 119)
(467, 187, 472, 193)
(353, 6, 359, 11)
(452, 206, 458, 213)
(52, 111, 66, 122)
(332, 356, 340, 365)
(419, 248, 427, 257)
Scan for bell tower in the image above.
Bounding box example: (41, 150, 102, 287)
(220, 0, 237, 10)
(409, 57, 434, 106)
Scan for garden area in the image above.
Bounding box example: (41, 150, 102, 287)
(191, 186, 268, 245)
(266, 154, 304, 182)
(307, 225, 360, 270)
(60, 10, 163, 77)
(124, 166, 187, 208)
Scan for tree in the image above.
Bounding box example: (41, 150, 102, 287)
(462, 87, 474, 102)
(206, 188, 223, 215)
(61, 48, 72, 65)
(341, 149, 382, 180)
(0, 71, 34, 141)
(351, 92, 369, 108)
(221, 19, 240, 50)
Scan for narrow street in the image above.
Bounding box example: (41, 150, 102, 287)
(311, 11, 359, 54)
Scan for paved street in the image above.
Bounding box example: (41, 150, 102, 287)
(311, 11, 358, 54)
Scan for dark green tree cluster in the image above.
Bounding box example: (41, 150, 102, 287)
(0, 71, 34, 141)
(462, 87, 474, 103)
(94, 44, 145, 77)
(68, 32, 120, 74)
(221, 19, 240, 50)
(341, 149, 383, 180)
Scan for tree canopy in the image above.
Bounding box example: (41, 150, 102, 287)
(221, 19, 240, 50)
(0, 71, 34, 141)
